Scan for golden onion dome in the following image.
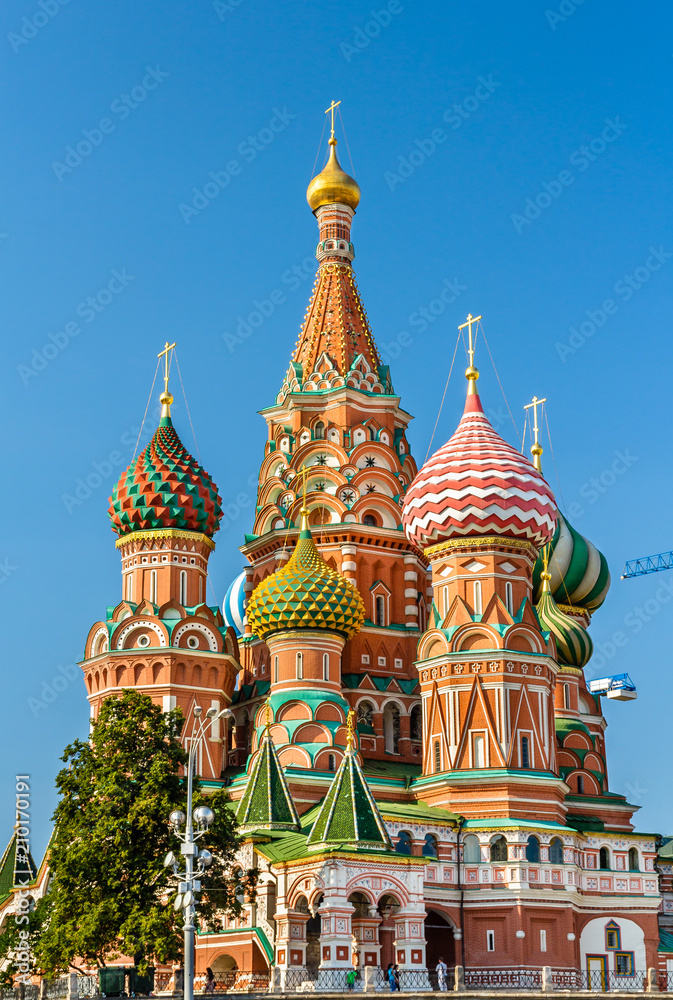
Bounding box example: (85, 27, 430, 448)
(247, 510, 365, 641)
(306, 138, 361, 212)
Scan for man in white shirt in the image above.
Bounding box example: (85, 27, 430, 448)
(436, 958, 448, 991)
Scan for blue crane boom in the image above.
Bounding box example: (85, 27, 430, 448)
(621, 550, 673, 579)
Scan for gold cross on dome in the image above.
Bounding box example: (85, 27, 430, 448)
(458, 314, 482, 368)
(158, 340, 177, 393)
(523, 395, 547, 447)
(325, 99, 341, 140)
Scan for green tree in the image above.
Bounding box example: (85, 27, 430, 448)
(35, 690, 254, 974)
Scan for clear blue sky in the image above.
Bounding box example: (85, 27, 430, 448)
(2, 0, 672, 857)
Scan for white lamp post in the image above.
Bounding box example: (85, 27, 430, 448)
(165, 705, 234, 1000)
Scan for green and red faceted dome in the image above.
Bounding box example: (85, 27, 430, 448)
(108, 413, 222, 538)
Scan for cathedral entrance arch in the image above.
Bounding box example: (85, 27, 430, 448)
(424, 910, 455, 970)
(306, 893, 323, 969)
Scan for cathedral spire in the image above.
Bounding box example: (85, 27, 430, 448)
(236, 703, 301, 834)
(280, 110, 391, 396)
(306, 711, 392, 853)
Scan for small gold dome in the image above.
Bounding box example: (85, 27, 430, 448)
(307, 138, 361, 212)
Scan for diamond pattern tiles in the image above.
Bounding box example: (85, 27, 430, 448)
(247, 523, 365, 641)
(236, 730, 300, 833)
(402, 391, 557, 551)
(306, 747, 391, 852)
(108, 417, 222, 538)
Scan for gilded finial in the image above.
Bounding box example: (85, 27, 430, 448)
(346, 709, 356, 753)
(158, 341, 177, 418)
(264, 698, 272, 731)
(524, 395, 547, 472)
(306, 103, 360, 212)
(458, 314, 482, 394)
(297, 466, 310, 532)
(540, 551, 552, 593)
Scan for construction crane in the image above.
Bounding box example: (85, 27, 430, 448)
(621, 550, 673, 579)
(587, 674, 637, 701)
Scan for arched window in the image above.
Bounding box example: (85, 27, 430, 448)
(490, 835, 507, 863)
(549, 837, 564, 864)
(126, 575, 133, 601)
(521, 736, 530, 769)
(199, 576, 203, 603)
(383, 704, 400, 754)
(179, 570, 187, 606)
(473, 581, 482, 615)
(327, 754, 336, 772)
(296, 652, 303, 679)
(314, 421, 325, 439)
(150, 569, 158, 604)
(442, 585, 449, 616)
(363, 514, 377, 527)
(563, 683, 571, 710)
(628, 847, 639, 872)
(273, 655, 278, 684)
(322, 653, 329, 681)
(434, 741, 441, 773)
(410, 704, 422, 741)
(505, 581, 513, 615)
(599, 847, 610, 870)
(375, 595, 386, 626)
(525, 835, 540, 863)
(463, 834, 481, 863)
(357, 701, 374, 728)
(472, 734, 485, 768)
(577, 774, 584, 794)
(423, 834, 438, 858)
(395, 831, 412, 856)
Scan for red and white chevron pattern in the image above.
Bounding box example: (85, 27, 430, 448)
(402, 393, 557, 550)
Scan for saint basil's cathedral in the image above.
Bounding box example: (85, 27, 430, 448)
(6, 117, 669, 986)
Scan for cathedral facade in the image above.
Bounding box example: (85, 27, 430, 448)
(13, 123, 662, 985)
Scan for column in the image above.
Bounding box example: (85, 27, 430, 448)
(340, 544, 357, 582)
(352, 912, 382, 968)
(404, 556, 419, 629)
(394, 909, 430, 986)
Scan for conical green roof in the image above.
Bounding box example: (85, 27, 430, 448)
(0, 831, 37, 902)
(307, 721, 391, 852)
(236, 728, 300, 834)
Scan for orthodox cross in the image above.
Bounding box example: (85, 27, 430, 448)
(523, 395, 547, 448)
(458, 314, 482, 368)
(158, 340, 177, 393)
(325, 99, 341, 140)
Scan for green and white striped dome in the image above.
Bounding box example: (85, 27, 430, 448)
(533, 512, 610, 613)
(536, 575, 593, 669)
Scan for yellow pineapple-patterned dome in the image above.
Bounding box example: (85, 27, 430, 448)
(247, 510, 365, 640)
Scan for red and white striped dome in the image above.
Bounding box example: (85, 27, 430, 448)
(402, 391, 557, 551)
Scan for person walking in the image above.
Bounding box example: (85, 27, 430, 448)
(386, 963, 397, 992)
(203, 967, 215, 994)
(436, 957, 448, 991)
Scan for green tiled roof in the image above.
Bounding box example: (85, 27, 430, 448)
(236, 730, 300, 834)
(307, 746, 392, 852)
(556, 717, 593, 739)
(0, 833, 37, 904)
(378, 801, 460, 825)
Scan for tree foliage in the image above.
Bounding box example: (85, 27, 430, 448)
(35, 690, 255, 974)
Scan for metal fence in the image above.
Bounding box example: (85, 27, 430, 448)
(466, 968, 542, 989)
(41, 982, 69, 1000)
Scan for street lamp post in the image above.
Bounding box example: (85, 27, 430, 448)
(165, 705, 234, 1000)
